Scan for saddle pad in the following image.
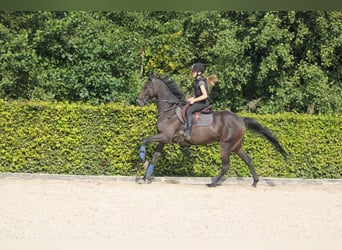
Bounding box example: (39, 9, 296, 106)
(176, 107, 213, 126)
(193, 113, 213, 127)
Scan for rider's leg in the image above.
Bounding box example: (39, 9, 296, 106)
(184, 101, 209, 140)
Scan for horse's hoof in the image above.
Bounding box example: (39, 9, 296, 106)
(207, 183, 217, 188)
(146, 177, 153, 184)
(137, 176, 153, 184)
(137, 178, 147, 184)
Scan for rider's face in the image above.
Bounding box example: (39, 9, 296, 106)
(192, 71, 198, 78)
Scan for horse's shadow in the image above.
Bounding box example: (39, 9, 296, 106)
(151, 144, 219, 178)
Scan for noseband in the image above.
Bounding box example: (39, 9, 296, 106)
(137, 77, 157, 105)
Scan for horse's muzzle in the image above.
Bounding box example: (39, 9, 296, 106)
(136, 98, 145, 107)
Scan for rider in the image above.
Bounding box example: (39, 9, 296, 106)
(184, 63, 210, 140)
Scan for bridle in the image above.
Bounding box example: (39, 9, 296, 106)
(136, 77, 156, 106)
(137, 76, 184, 118)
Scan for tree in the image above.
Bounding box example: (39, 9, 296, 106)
(0, 11, 341, 113)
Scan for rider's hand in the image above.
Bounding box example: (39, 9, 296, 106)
(188, 97, 195, 104)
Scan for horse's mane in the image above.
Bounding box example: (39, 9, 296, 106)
(151, 74, 185, 101)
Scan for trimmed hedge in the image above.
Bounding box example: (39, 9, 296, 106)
(1, 99, 341, 179)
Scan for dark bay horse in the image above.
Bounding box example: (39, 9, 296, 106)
(136, 75, 288, 187)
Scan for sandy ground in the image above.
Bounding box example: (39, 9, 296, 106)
(0, 176, 342, 240)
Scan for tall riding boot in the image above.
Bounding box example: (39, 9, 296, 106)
(184, 112, 193, 140)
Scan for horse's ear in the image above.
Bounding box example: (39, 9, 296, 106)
(151, 73, 158, 82)
(148, 73, 156, 80)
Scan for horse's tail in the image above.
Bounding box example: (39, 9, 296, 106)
(243, 117, 288, 160)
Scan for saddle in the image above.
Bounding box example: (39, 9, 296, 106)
(176, 103, 213, 126)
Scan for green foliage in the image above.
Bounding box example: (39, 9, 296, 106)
(0, 11, 142, 104)
(0, 99, 153, 175)
(0, 11, 341, 178)
(1, 100, 341, 179)
(1, 11, 341, 114)
(210, 11, 342, 114)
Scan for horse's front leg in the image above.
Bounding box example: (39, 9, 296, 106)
(139, 133, 169, 162)
(139, 133, 169, 183)
(142, 143, 165, 183)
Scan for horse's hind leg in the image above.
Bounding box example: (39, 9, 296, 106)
(236, 147, 259, 187)
(208, 142, 232, 187)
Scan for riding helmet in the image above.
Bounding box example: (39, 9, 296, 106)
(191, 63, 205, 73)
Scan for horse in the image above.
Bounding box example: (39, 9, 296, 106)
(136, 75, 288, 187)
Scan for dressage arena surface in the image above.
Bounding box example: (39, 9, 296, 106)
(1, 173, 342, 240)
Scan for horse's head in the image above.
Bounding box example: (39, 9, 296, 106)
(136, 75, 158, 107)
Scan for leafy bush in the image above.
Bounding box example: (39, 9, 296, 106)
(1, 100, 341, 179)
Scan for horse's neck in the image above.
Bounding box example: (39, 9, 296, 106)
(156, 80, 180, 114)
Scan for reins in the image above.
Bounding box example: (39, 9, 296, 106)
(156, 100, 182, 118)
(145, 75, 186, 119)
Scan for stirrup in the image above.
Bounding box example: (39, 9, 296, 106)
(184, 130, 191, 140)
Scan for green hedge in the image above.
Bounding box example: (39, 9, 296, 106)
(1, 99, 341, 179)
